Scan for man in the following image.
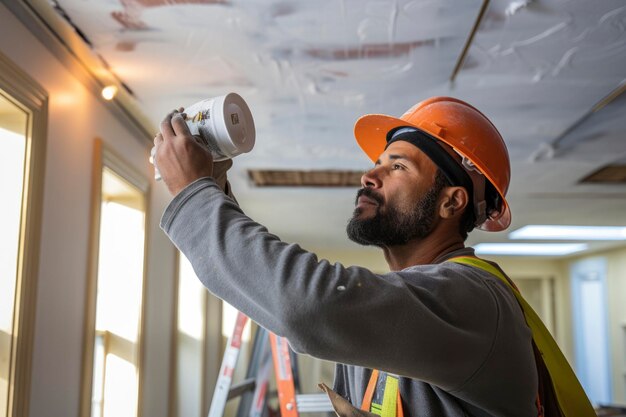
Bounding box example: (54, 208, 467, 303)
(153, 97, 539, 416)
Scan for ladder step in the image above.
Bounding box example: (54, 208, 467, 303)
(227, 378, 256, 400)
(211, 316, 334, 417)
(296, 394, 333, 413)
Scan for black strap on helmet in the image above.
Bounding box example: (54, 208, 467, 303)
(386, 126, 489, 226)
(386, 127, 473, 190)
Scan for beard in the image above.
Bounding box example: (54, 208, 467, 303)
(346, 175, 445, 247)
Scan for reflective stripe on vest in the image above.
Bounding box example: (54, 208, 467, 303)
(448, 256, 595, 417)
(361, 369, 404, 417)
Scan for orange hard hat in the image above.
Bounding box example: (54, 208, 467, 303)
(354, 96, 511, 232)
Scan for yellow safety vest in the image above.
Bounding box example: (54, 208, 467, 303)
(361, 369, 404, 417)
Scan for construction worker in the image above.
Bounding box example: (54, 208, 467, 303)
(153, 97, 589, 416)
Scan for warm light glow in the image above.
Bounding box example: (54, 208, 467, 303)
(101, 85, 118, 101)
(176, 255, 206, 417)
(0, 378, 7, 417)
(510, 225, 626, 240)
(0, 103, 27, 417)
(102, 354, 138, 417)
(92, 335, 106, 417)
(222, 302, 250, 342)
(475, 243, 587, 256)
(178, 255, 205, 340)
(95, 200, 145, 343)
(0, 127, 26, 334)
(91, 167, 145, 417)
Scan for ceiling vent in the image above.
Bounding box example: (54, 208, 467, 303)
(580, 165, 626, 184)
(248, 169, 362, 187)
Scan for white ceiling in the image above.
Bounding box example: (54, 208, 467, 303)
(23, 0, 626, 255)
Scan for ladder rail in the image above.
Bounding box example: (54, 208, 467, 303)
(208, 313, 333, 417)
(236, 329, 270, 417)
(207, 311, 249, 417)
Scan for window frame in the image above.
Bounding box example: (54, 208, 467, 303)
(80, 138, 150, 417)
(169, 251, 224, 417)
(0, 51, 48, 417)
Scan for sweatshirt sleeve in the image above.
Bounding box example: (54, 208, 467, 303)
(160, 178, 506, 391)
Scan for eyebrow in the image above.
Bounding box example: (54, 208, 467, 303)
(375, 154, 411, 165)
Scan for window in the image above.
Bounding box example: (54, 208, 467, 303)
(0, 92, 28, 417)
(174, 254, 208, 417)
(0, 53, 47, 417)
(82, 141, 148, 417)
(172, 262, 252, 417)
(571, 257, 611, 405)
(173, 254, 224, 417)
(222, 303, 251, 343)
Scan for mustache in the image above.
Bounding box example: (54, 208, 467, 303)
(355, 187, 384, 206)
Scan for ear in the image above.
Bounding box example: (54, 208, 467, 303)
(439, 186, 469, 220)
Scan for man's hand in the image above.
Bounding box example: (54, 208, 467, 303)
(154, 109, 215, 196)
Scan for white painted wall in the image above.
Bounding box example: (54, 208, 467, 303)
(0, 4, 176, 417)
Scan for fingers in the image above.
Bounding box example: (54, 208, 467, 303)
(160, 107, 189, 139)
(171, 112, 191, 137)
(153, 132, 163, 146)
(152, 133, 163, 168)
(159, 109, 179, 139)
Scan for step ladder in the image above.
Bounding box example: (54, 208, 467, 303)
(207, 311, 334, 417)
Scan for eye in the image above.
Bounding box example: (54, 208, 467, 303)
(392, 163, 405, 170)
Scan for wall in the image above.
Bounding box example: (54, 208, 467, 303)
(604, 247, 626, 404)
(568, 247, 626, 405)
(0, 4, 177, 417)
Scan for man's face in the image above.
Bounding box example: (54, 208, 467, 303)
(346, 141, 446, 247)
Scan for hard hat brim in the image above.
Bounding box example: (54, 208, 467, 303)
(354, 113, 511, 232)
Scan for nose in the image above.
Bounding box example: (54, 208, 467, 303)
(361, 166, 382, 189)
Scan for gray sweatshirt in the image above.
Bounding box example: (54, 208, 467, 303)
(161, 178, 538, 417)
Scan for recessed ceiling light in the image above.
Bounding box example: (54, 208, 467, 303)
(474, 243, 588, 256)
(101, 85, 118, 101)
(509, 225, 626, 240)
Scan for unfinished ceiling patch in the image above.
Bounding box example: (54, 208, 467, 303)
(248, 169, 362, 187)
(112, 0, 229, 30)
(303, 39, 436, 60)
(580, 165, 626, 184)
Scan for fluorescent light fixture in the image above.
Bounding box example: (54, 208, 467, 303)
(510, 225, 626, 240)
(474, 243, 587, 256)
